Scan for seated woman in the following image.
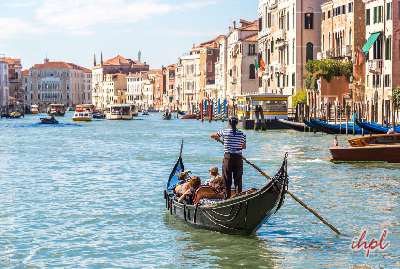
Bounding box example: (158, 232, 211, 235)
(175, 176, 201, 203)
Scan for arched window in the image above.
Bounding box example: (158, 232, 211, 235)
(249, 64, 256, 79)
(328, 32, 331, 49)
(306, 42, 314, 62)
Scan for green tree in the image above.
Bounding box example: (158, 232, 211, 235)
(292, 89, 307, 107)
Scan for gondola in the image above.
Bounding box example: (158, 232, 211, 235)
(277, 119, 306, 132)
(355, 119, 399, 134)
(308, 119, 369, 135)
(163, 113, 172, 120)
(164, 143, 289, 236)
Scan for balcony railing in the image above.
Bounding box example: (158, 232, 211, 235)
(368, 59, 383, 74)
(344, 45, 352, 57)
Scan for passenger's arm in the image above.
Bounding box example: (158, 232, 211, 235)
(178, 189, 191, 203)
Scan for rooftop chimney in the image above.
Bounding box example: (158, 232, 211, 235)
(44, 57, 49, 64)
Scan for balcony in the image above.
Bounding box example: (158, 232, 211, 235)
(368, 59, 383, 74)
(269, 0, 278, 10)
(275, 29, 286, 41)
(325, 49, 334, 58)
(344, 45, 352, 57)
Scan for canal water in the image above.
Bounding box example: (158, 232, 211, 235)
(0, 113, 398, 268)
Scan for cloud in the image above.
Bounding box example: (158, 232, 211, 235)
(0, 0, 219, 39)
(34, 0, 218, 34)
(0, 18, 40, 40)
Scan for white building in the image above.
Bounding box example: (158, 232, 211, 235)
(215, 35, 228, 100)
(226, 19, 259, 99)
(363, 0, 400, 123)
(0, 59, 9, 107)
(28, 59, 92, 110)
(258, 0, 323, 97)
(176, 53, 201, 113)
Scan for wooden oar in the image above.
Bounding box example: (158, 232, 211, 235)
(215, 138, 341, 236)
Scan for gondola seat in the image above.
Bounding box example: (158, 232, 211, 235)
(193, 186, 224, 205)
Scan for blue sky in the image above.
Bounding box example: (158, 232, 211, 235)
(0, 0, 258, 70)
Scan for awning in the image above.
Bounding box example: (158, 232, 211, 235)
(362, 32, 381, 54)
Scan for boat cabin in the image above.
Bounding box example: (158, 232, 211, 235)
(106, 104, 133, 120)
(237, 94, 289, 120)
(48, 104, 66, 116)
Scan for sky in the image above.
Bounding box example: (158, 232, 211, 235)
(0, 0, 258, 70)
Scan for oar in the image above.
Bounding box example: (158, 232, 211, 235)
(215, 139, 341, 236)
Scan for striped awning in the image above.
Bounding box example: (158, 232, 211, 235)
(362, 32, 381, 54)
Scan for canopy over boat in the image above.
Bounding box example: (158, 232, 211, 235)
(164, 143, 289, 235)
(355, 120, 400, 134)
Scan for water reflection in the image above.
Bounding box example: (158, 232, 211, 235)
(164, 213, 280, 269)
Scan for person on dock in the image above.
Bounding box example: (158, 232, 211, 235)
(210, 116, 246, 199)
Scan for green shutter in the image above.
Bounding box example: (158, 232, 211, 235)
(362, 32, 381, 54)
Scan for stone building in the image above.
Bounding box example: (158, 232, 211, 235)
(0, 57, 23, 107)
(258, 0, 323, 98)
(21, 70, 30, 109)
(127, 71, 154, 110)
(176, 52, 201, 113)
(226, 19, 259, 99)
(319, 0, 366, 103)
(92, 54, 149, 109)
(28, 59, 92, 110)
(214, 35, 228, 100)
(0, 58, 8, 108)
(163, 64, 177, 110)
(362, 0, 400, 123)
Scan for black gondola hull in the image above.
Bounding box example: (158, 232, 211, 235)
(165, 153, 288, 235)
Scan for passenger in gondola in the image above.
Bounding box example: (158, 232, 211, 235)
(210, 116, 246, 199)
(206, 166, 225, 194)
(175, 176, 201, 203)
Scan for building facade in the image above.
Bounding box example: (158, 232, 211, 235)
(176, 53, 201, 113)
(0, 59, 8, 108)
(28, 59, 91, 110)
(258, 0, 323, 99)
(363, 0, 400, 123)
(92, 54, 149, 109)
(214, 35, 228, 100)
(0, 57, 23, 107)
(320, 0, 366, 104)
(226, 20, 259, 99)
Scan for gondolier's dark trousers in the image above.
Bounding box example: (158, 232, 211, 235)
(222, 153, 243, 198)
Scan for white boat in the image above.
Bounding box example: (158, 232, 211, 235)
(106, 104, 133, 120)
(72, 111, 93, 122)
(31, 105, 39, 114)
(72, 104, 94, 122)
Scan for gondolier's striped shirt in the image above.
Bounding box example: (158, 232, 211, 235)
(217, 129, 246, 154)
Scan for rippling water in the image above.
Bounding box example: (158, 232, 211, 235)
(0, 113, 398, 268)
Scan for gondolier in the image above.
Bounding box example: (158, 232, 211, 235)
(211, 116, 246, 199)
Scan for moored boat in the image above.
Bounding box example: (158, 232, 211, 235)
(330, 144, 400, 163)
(106, 104, 133, 120)
(31, 105, 39, 114)
(164, 144, 288, 235)
(277, 119, 306, 132)
(309, 119, 368, 135)
(48, 104, 66, 116)
(348, 133, 400, 147)
(180, 114, 197, 120)
(355, 119, 400, 134)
